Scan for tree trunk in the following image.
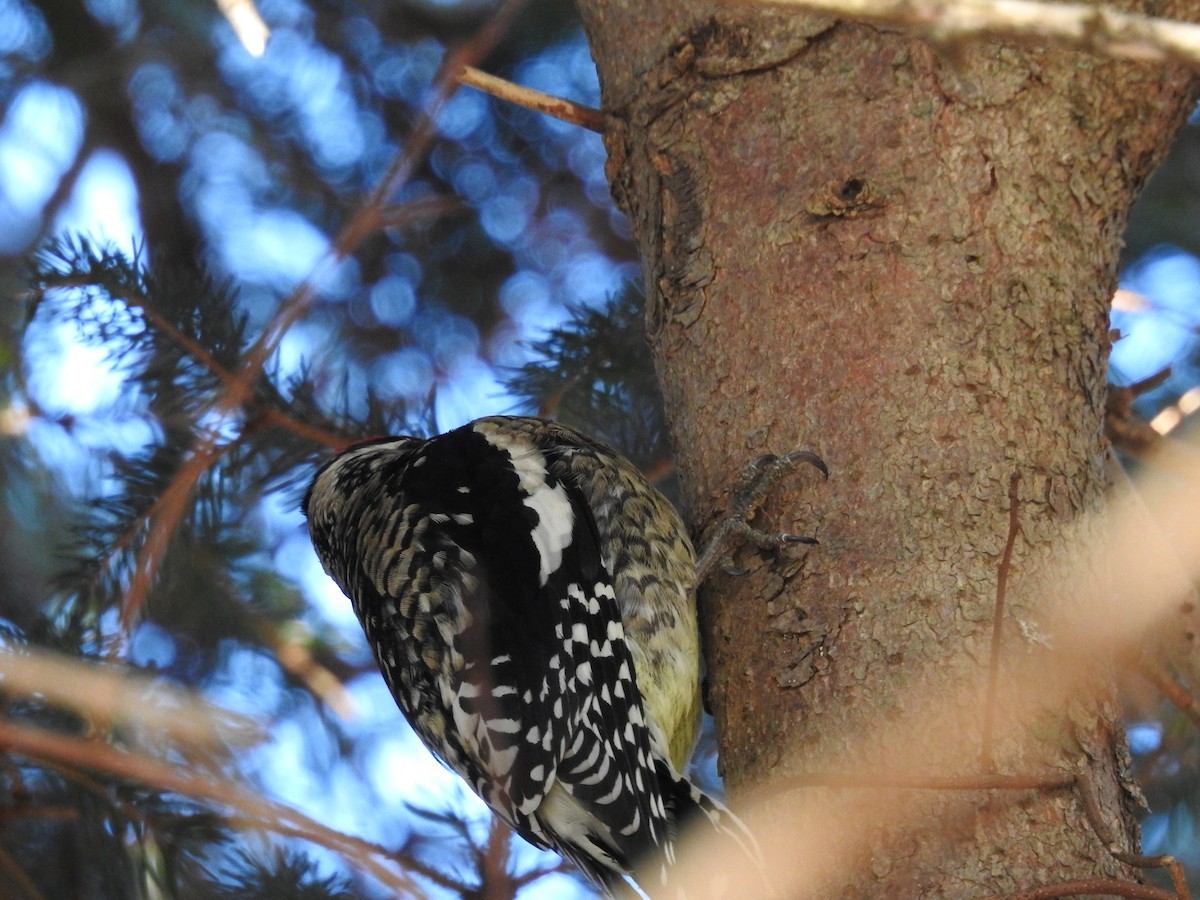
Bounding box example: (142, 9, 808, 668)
(576, 1, 1198, 896)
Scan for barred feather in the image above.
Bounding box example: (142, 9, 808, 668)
(303, 415, 756, 893)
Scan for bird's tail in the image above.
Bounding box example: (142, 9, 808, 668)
(640, 762, 770, 898)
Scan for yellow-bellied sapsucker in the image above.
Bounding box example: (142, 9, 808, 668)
(303, 416, 780, 893)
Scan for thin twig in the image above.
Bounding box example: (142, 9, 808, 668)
(480, 817, 515, 899)
(117, 435, 227, 641)
(107, 296, 345, 448)
(111, 0, 530, 647)
(258, 406, 346, 449)
(0, 843, 46, 900)
(1128, 367, 1174, 396)
(982, 472, 1021, 772)
(224, 815, 457, 894)
(0, 805, 78, 823)
(775, 771, 1073, 791)
(459, 66, 605, 132)
(980, 878, 1180, 900)
(1133, 658, 1200, 728)
(269, 636, 356, 720)
(108, 282, 236, 392)
(642, 455, 676, 488)
(512, 859, 573, 889)
(740, 0, 1200, 68)
(1077, 772, 1191, 900)
(70, 435, 215, 627)
(0, 647, 263, 749)
(31, 755, 156, 831)
(384, 837, 473, 893)
(378, 194, 470, 229)
(42, 278, 350, 450)
(0, 719, 422, 895)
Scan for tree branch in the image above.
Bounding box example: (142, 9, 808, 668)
(739, 0, 1200, 68)
(774, 771, 1074, 791)
(459, 66, 605, 132)
(0, 720, 422, 896)
(0, 843, 45, 900)
(1076, 772, 1192, 900)
(1134, 659, 1200, 727)
(0, 647, 263, 750)
(116, 435, 228, 642)
(111, 0, 530, 647)
(981, 879, 1181, 900)
(982, 472, 1021, 772)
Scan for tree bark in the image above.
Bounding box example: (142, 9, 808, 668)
(576, 1, 1198, 896)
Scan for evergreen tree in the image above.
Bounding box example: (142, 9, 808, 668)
(1, 0, 1200, 897)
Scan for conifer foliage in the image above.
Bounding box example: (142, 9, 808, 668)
(0, 1, 645, 896)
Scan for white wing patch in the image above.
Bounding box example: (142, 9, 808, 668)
(477, 425, 576, 586)
(523, 478, 574, 585)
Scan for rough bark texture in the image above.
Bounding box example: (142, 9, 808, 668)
(576, 1, 1198, 896)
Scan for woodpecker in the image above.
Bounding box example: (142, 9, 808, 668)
(303, 416, 816, 893)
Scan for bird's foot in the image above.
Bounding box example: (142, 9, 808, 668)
(695, 449, 828, 584)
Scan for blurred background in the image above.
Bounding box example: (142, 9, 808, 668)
(0, 0, 1197, 896)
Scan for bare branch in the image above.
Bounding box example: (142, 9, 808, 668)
(0, 647, 263, 750)
(0, 843, 45, 900)
(115, 436, 228, 643)
(1134, 659, 1200, 727)
(980, 878, 1181, 900)
(0, 720, 423, 895)
(270, 636, 356, 721)
(774, 771, 1074, 791)
(737, 0, 1200, 68)
(1077, 772, 1192, 900)
(111, 0, 531, 647)
(981, 472, 1021, 772)
(459, 66, 605, 132)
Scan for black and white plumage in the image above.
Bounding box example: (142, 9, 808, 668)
(302, 416, 757, 893)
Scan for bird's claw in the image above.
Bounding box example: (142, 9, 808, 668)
(780, 533, 819, 546)
(783, 449, 829, 479)
(694, 446, 828, 585)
